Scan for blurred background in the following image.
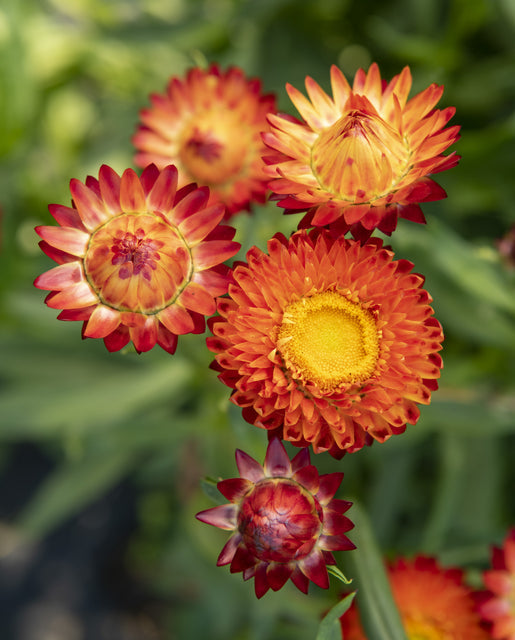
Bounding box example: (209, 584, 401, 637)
(0, 0, 514, 638)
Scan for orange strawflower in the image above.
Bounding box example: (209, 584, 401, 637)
(478, 528, 515, 639)
(34, 164, 240, 354)
(133, 64, 277, 218)
(340, 556, 491, 640)
(263, 63, 460, 239)
(196, 438, 355, 598)
(207, 229, 443, 457)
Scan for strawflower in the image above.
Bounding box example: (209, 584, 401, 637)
(133, 64, 277, 218)
(34, 164, 240, 354)
(207, 229, 443, 457)
(478, 528, 515, 639)
(196, 438, 355, 598)
(263, 63, 460, 239)
(340, 555, 490, 640)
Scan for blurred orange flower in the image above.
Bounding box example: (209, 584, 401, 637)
(340, 556, 490, 640)
(196, 438, 354, 598)
(263, 63, 460, 239)
(207, 229, 443, 457)
(35, 164, 240, 354)
(479, 528, 515, 640)
(133, 65, 277, 218)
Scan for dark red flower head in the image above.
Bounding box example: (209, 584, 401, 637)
(196, 438, 355, 598)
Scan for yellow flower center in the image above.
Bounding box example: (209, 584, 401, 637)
(405, 616, 449, 640)
(179, 110, 248, 185)
(310, 108, 410, 202)
(84, 212, 191, 314)
(277, 290, 379, 392)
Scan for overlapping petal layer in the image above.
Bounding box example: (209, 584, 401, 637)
(478, 528, 515, 640)
(34, 164, 240, 354)
(196, 438, 354, 598)
(207, 229, 443, 457)
(133, 64, 277, 218)
(263, 63, 460, 239)
(340, 555, 490, 640)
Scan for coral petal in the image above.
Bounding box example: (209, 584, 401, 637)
(157, 305, 194, 335)
(171, 187, 210, 224)
(35, 226, 89, 257)
(98, 164, 122, 213)
(129, 316, 158, 352)
(45, 282, 97, 309)
(34, 262, 84, 291)
(178, 204, 225, 243)
(70, 179, 109, 230)
(178, 282, 216, 315)
(192, 240, 241, 270)
(48, 204, 86, 230)
(84, 305, 121, 338)
(120, 168, 146, 212)
(147, 164, 178, 213)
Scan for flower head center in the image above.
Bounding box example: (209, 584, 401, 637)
(84, 212, 191, 314)
(111, 230, 161, 281)
(179, 113, 248, 185)
(405, 617, 447, 640)
(237, 478, 322, 563)
(311, 107, 409, 201)
(185, 129, 223, 163)
(278, 290, 379, 392)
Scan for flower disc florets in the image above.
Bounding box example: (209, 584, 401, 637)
(196, 438, 355, 598)
(133, 64, 277, 218)
(207, 229, 444, 457)
(263, 63, 460, 239)
(34, 164, 240, 354)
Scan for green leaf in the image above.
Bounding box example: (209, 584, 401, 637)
(348, 502, 408, 640)
(316, 592, 355, 640)
(200, 476, 226, 505)
(17, 450, 134, 538)
(327, 564, 353, 585)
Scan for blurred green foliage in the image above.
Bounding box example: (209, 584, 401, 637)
(0, 0, 514, 638)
